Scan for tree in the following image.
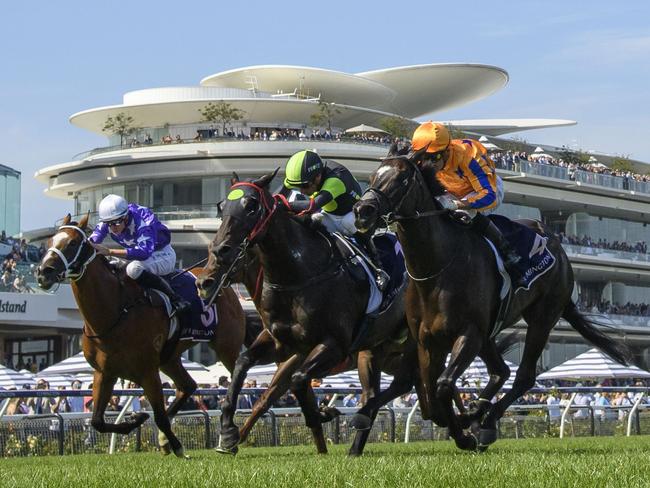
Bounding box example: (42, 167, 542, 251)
(558, 146, 591, 166)
(309, 100, 341, 132)
(102, 113, 137, 147)
(446, 124, 469, 140)
(611, 155, 633, 173)
(499, 136, 529, 153)
(378, 116, 416, 139)
(199, 102, 245, 136)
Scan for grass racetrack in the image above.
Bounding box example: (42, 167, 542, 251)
(3, 436, 650, 487)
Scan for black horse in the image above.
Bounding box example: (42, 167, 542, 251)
(204, 171, 415, 455)
(353, 144, 633, 451)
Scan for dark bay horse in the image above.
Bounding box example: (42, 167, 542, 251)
(204, 171, 414, 455)
(36, 213, 256, 457)
(196, 231, 417, 456)
(353, 145, 633, 451)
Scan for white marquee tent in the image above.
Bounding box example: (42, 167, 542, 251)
(538, 348, 650, 380)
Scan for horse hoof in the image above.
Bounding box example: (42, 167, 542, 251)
(215, 444, 239, 456)
(350, 414, 372, 431)
(173, 446, 187, 459)
(455, 433, 478, 452)
(160, 443, 172, 456)
(131, 412, 149, 427)
(479, 428, 498, 447)
(216, 435, 239, 455)
(319, 406, 342, 423)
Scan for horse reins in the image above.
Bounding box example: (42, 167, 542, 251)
(46, 225, 97, 282)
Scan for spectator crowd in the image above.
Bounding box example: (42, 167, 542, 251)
(559, 233, 648, 255)
(1, 231, 44, 293)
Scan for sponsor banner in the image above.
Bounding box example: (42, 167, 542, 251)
(0, 292, 58, 322)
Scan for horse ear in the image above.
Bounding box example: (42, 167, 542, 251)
(78, 212, 90, 230)
(408, 145, 428, 163)
(387, 142, 399, 157)
(231, 172, 240, 186)
(62, 214, 71, 226)
(253, 167, 280, 188)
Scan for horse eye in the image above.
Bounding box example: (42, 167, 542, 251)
(403, 178, 409, 186)
(244, 198, 258, 214)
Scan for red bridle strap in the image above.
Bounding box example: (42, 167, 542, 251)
(230, 182, 280, 242)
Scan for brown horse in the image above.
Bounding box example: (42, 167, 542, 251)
(196, 239, 417, 456)
(353, 144, 633, 451)
(36, 213, 256, 457)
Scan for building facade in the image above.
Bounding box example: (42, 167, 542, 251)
(0, 164, 20, 237)
(11, 63, 650, 371)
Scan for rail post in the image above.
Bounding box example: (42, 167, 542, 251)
(202, 411, 211, 449)
(404, 400, 419, 443)
(626, 392, 645, 436)
(55, 413, 64, 455)
(109, 396, 135, 454)
(559, 392, 577, 439)
(589, 406, 595, 437)
(385, 407, 396, 443)
(267, 411, 278, 447)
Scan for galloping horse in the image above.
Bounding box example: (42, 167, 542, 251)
(205, 171, 413, 455)
(353, 144, 633, 451)
(36, 213, 257, 457)
(197, 229, 417, 456)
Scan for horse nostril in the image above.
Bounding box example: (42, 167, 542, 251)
(201, 277, 215, 290)
(358, 204, 376, 219)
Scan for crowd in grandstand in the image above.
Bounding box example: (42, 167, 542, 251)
(490, 149, 649, 190)
(0, 232, 44, 293)
(559, 233, 648, 255)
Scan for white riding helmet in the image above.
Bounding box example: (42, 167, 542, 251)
(98, 194, 129, 222)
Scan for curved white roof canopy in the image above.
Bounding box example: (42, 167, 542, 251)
(356, 63, 508, 118)
(443, 118, 577, 136)
(202, 64, 508, 118)
(70, 96, 401, 135)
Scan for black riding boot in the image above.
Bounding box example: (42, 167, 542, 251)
(472, 214, 527, 290)
(136, 270, 191, 316)
(354, 232, 389, 291)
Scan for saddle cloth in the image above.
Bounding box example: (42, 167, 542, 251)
(484, 215, 557, 338)
(333, 232, 406, 314)
(488, 214, 556, 292)
(155, 270, 219, 342)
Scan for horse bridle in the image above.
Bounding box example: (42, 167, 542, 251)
(46, 225, 97, 282)
(205, 182, 283, 307)
(363, 156, 448, 225)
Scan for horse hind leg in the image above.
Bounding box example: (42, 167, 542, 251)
(459, 340, 510, 429)
(140, 373, 186, 458)
(158, 358, 198, 455)
(480, 305, 561, 450)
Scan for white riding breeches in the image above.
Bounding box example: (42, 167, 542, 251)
(126, 244, 177, 279)
(312, 211, 358, 236)
(461, 176, 505, 218)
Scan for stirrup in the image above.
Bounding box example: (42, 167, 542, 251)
(375, 270, 389, 292)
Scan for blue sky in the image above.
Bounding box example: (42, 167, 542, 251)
(2, 1, 649, 230)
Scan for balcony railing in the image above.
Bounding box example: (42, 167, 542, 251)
(562, 243, 650, 264)
(72, 136, 391, 161)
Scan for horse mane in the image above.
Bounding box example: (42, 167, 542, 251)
(383, 144, 448, 200)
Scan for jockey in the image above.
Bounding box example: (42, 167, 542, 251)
(280, 150, 389, 291)
(410, 122, 526, 289)
(89, 194, 190, 315)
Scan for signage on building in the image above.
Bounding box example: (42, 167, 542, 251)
(0, 292, 58, 322)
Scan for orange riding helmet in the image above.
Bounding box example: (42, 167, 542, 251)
(411, 122, 451, 153)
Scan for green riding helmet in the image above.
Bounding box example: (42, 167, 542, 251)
(284, 150, 324, 187)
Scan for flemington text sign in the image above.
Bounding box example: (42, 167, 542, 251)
(0, 292, 57, 322)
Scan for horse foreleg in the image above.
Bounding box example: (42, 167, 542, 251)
(288, 340, 345, 454)
(218, 328, 281, 454)
(140, 373, 185, 458)
(210, 289, 246, 372)
(238, 354, 303, 443)
(158, 359, 198, 454)
(348, 349, 382, 457)
(90, 371, 148, 435)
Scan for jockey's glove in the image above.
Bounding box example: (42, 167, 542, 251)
(435, 194, 460, 211)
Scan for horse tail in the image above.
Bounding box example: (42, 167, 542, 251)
(562, 301, 633, 366)
(243, 310, 264, 348)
